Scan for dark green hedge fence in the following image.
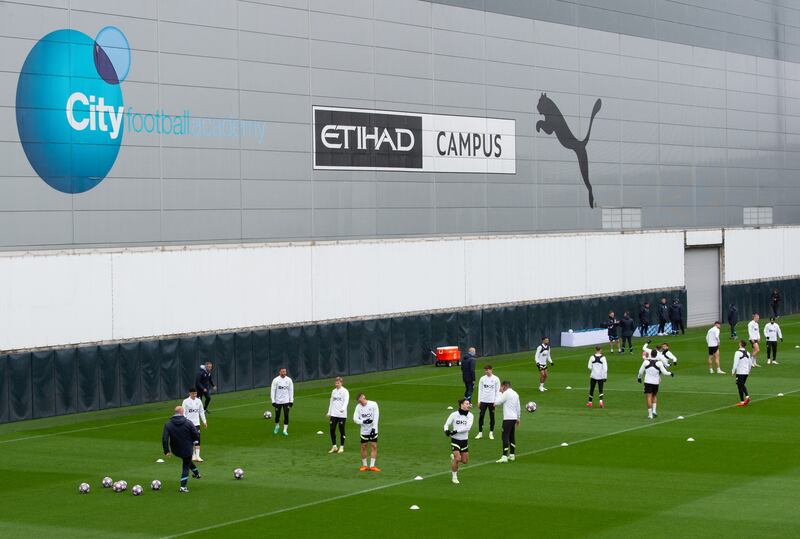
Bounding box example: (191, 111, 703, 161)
(0, 287, 685, 424)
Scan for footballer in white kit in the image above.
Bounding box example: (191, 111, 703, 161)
(747, 313, 761, 367)
(327, 377, 349, 453)
(495, 380, 521, 463)
(270, 367, 294, 436)
(475, 364, 500, 440)
(637, 348, 674, 419)
(706, 321, 725, 374)
(764, 317, 783, 365)
(586, 346, 608, 408)
(353, 393, 380, 472)
(182, 388, 207, 462)
(444, 399, 474, 484)
(535, 337, 554, 392)
(732, 340, 752, 406)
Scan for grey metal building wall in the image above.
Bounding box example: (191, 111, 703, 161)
(2, 0, 800, 249)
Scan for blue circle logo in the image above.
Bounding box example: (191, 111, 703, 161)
(16, 28, 130, 194)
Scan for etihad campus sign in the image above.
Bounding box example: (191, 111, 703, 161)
(313, 107, 515, 174)
(16, 27, 264, 194)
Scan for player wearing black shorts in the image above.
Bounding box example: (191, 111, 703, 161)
(444, 399, 473, 484)
(638, 348, 674, 419)
(353, 393, 380, 472)
(606, 312, 621, 353)
(706, 321, 724, 374)
(327, 377, 349, 454)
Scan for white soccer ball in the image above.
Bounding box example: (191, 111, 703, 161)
(132, 485, 143, 496)
(233, 468, 244, 480)
(526, 401, 537, 413)
(568, 329, 574, 333)
(102, 476, 113, 488)
(79, 482, 90, 494)
(263, 410, 272, 420)
(112, 481, 121, 492)
(118, 480, 128, 491)
(150, 480, 161, 491)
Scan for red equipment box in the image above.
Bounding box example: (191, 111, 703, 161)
(434, 346, 461, 367)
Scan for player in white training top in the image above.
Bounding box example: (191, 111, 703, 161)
(270, 367, 294, 436)
(444, 398, 474, 484)
(326, 376, 349, 453)
(495, 380, 521, 463)
(587, 346, 608, 408)
(535, 336, 554, 392)
(764, 317, 783, 365)
(638, 348, 674, 419)
(475, 364, 500, 440)
(747, 313, 761, 367)
(353, 393, 380, 472)
(732, 340, 752, 406)
(182, 388, 207, 462)
(706, 321, 725, 374)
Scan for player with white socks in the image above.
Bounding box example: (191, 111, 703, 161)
(764, 317, 783, 365)
(353, 393, 380, 472)
(748, 313, 761, 367)
(638, 348, 674, 419)
(270, 368, 294, 436)
(475, 364, 500, 440)
(182, 388, 207, 462)
(535, 337, 554, 391)
(706, 321, 725, 374)
(444, 399, 474, 484)
(495, 380, 521, 463)
(327, 377, 349, 453)
(587, 346, 608, 408)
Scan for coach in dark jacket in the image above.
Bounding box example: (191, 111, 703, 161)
(657, 298, 669, 335)
(619, 312, 636, 353)
(461, 347, 477, 400)
(195, 361, 216, 412)
(638, 302, 651, 337)
(162, 406, 201, 492)
(669, 299, 685, 335)
(727, 304, 739, 338)
(770, 289, 781, 318)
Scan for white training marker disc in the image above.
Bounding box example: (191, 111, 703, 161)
(778, 393, 784, 397)
(410, 505, 420, 510)
(316, 431, 324, 435)
(687, 437, 695, 442)
(560, 442, 569, 447)
(447, 406, 454, 410)
(156, 459, 164, 463)
(565, 386, 572, 390)
(677, 416, 685, 420)
(414, 476, 424, 481)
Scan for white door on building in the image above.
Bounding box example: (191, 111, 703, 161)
(684, 248, 720, 327)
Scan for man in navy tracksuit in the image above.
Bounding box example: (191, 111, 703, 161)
(162, 405, 202, 493)
(461, 347, 477, 400)
(195, 361, 216, 412)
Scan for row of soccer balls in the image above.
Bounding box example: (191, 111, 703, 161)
(78, 469, 245, 494)
(262, 403, 538, 421)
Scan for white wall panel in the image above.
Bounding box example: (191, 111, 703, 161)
(0, 252, 112, 350)
(1, 230, 691, 351)
(724, 227, 800, 282)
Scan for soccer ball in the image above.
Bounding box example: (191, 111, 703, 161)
(79, 482, 90, 494)
(112, 481, 121, 492)
(233, 468, 244, 480)
(150, 480, 161, 491)
(102, 477, 113, 488)
(263, 410, 272, 420)
(118, 480, 128, 491)
(526, 401, 537, 413)
(132, 485, 143, 496)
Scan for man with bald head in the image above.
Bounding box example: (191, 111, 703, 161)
(162, 405, 201, 493)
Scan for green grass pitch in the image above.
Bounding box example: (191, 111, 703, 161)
(2, 318, 800, 538)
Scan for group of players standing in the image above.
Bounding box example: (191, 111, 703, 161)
(162, 310, 786, 490)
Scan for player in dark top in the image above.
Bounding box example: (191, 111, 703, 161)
(605, 311, 621, 353)
(657, 297, 669, 336)
(195, 361, 216, 413)
(162, 405, 201, 493)
(638, 302, 651, 338)
(669, 299, 684, 335)
(727, 303, 739, 339)
(619, 312, 636, 354)
(770, 289, 781, 318)
(461, 347, 477, 400)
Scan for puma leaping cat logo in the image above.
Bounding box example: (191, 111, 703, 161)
(536, 94, 602, 208)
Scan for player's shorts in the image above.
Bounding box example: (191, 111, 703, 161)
(478, 402, 495, 410)
(536, 363, 548, 371)
(608, 335, 619, 342)
(360, 432, 378, 444)
(643, 383, 659, 395)
(708, 346, 719, 355)
(330, 416, 346, 426)
(750, 339, 759, 345)
(450, 438, 468, 453)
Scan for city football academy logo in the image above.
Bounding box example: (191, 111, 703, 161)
(535, 93, 602, 208)
(15, 26, 130, 194)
